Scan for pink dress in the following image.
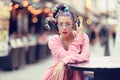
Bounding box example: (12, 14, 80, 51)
(42, 32, 90, 80)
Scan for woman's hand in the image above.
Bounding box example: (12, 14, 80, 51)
(51, 61, 65, 80)
(76, 19, 84, 36)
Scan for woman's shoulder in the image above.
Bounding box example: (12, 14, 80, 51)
(48, 34, 62, 46)
(49, 34, 60, 42)
(82, 32, 89, 38)
(82, 32, 90, 42)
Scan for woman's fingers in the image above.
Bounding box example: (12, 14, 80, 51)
(79, 16, 83, 24)
(52, 69, 62, 80)
(76, 23, 80, 34)
(76, 18, 84, 35)
(55, 72, 60, 80)
(52, 70, 58, 79)
(51, 62, 64, 80)
(75, 23, 79, 31)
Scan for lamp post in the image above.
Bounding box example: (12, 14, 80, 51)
(114, 0, 120, 56)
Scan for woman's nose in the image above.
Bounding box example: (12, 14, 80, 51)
(62, 25, 66, 29)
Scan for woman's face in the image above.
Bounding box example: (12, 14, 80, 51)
(57, 16, 74, 37)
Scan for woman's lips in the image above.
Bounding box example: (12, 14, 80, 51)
(62, 32, 67, 34)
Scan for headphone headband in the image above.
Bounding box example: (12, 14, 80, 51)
(44, 4, 80, 30)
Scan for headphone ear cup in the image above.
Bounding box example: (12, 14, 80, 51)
(44, 23, 51, 30)
(49, 20, 58, 31)
(55, 22, 58, 31)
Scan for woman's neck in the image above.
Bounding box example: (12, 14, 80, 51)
(60, 32, 75, 50)
(62, 32, 74, 41)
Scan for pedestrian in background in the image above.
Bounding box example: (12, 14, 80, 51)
(89, 24, 96, 46)
(99, 23, 110, 56)
(112, 24, 117, 44)
(42, 4, 90, 80)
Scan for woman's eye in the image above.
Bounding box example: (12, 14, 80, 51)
(58, 22, 71, 27)
(65, 23, 71, 27)
(58, 23, 63, 27)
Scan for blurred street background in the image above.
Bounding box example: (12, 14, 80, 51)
(0, 38, 115, 80)
(0, 0, 119, 80)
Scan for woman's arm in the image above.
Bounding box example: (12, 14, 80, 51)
(49, 33, 90, 64)
(48, 35, 83, 61)
(62, 33, 90, 64)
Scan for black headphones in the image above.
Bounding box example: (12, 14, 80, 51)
(44, 4, 80, 31)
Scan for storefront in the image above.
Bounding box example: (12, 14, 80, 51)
(0, 1, 10, 57)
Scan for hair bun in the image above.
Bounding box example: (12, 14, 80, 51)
(56, 4, 69, 11)
(52, 4, 70, 18)
(57, 4, 65, 10)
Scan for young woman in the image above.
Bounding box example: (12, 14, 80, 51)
(42, 4, 90, 80)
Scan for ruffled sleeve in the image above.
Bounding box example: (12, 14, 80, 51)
(62, 33, 90, 64)
(48, 33, 90, 64)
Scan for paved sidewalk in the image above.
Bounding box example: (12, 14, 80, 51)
(0, 57, 53, 80)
